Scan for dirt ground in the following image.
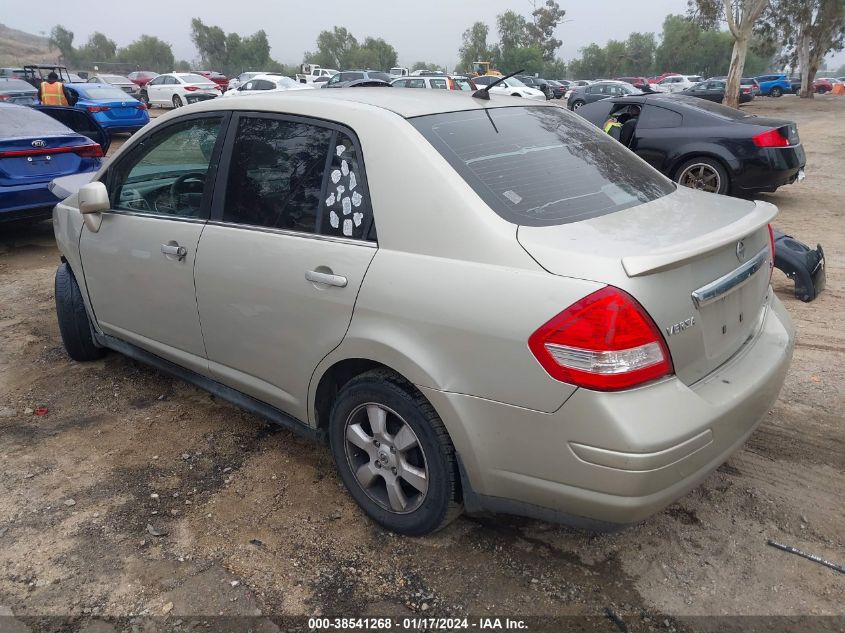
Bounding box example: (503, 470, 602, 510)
(0, 96, 843, 632)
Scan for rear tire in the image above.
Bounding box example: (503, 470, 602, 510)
(138, 91, 149, 106)
(571, 99, 585, 110)
(172, 95, 183, 108)
(328, 369, 462, 535)
(770, 86, 783, 98)
(55, 263, 106, 362)
(674, 157, 730, 195)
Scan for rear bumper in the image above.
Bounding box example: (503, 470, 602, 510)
(422, 292, 794, 528)
(98, 123, 147, 135)
(0, 182, 62, 221)
(186, 93, 218, 104)
(732, 145, 806, 194)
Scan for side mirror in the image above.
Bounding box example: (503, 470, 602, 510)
(78, 181, 110, 214)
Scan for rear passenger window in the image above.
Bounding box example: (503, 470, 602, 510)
(408, 79, 425, 88)
(638, 105, 683, 129)
(430, 78, 447, 89)
(223, 117, 332, 232)
(321, 133, 371, 240)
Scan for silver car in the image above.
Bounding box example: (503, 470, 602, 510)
(52, 90, 794, 535)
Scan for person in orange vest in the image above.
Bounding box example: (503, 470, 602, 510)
(39, 72, 69, 106)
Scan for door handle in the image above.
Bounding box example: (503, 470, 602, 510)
(305, 270, 348, 288)
(161, 243, 188, 261)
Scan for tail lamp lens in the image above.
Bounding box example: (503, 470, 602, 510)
(528, 286, 673, 391)
(752, 129, 789, 148)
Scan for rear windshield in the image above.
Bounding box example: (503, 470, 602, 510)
(410, 106, 673, 226)
(368, 72, 391, 82)
(179, 74, 212, 84)
(0, 79, 35, 91)
(667, 95, 755, 119)
(0, 105, 70, 137)
(101, 75, 129, 83)
(80, 86, 135, 100)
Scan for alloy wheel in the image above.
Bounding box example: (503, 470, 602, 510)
(678, 163, 721, 193)
(343, 403, 429, 514)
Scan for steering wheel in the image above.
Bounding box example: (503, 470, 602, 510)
(169, 172, 206, 208)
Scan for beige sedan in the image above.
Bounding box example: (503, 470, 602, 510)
(52, 89, 794, 534)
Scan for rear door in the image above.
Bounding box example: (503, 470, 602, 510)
(194, 113, 377, 420)
(79, 113, 228, 373)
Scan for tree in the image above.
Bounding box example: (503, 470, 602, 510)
(621, 32, 657, 76)
(497, 10, 530, 51)
(117, 35, 175, 72)
(351, 37, 398, 70)
(458, 22, 493, 72)
(526, 0, 566, 60)
(691, 0, 771, 107)
(48, 26, 77, 65)
(763, 0, 845, 97)
(82, 32, 117, 63)
(569, 43, 609, 78)
(190, 18, 228, 69)
(190, 18, 275, 75)
(312, 27, 358, 69)
(411, 61, 445, 72)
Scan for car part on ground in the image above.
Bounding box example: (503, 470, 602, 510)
(50, 89, 794, 534)
(773, 229, 826, 302)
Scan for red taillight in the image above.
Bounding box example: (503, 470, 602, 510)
(753, 129, 789, 148)
(136, 103, 147, 110)
(528, 286, 673, 391)
(86, 105, 111, 112)
(184, 85, 200, 92)
(73, 144, 104, 158)
(742, 87, 751, 94)
(767, 223, 775, 282)
(0, 144, 102, 159)
(0, 95, 8, 101)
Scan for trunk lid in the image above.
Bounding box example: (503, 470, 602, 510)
(0, 135, 90, 187)
(517, 186, 775, 385)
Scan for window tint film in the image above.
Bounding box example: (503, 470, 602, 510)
(110, 116, 222, 217)
(411, 107, 673, 226)
(321, 133, 371, 239)
(638, 105, 683, 129)
(223, 117, 332, 233)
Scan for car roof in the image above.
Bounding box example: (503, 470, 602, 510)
(183, 87, 557, 118)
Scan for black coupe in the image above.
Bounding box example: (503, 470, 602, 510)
(575, 94, 805, 196)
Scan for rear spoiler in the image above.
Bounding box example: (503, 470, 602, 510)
(622, 200, 778, 277)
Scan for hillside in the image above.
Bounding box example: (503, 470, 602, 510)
(0, 23, 56, 66)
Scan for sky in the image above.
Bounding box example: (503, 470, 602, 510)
(6, 0, 845, 70)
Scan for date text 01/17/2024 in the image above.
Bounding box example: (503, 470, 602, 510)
(306, 617, 528, 630)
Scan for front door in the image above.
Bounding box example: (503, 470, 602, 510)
(194, 114, 377, 420)
(79, 114, 227, 373)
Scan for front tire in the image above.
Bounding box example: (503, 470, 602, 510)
(770, 86, 783, 98)
(674, 157, 730, 195)
(172, 94, 183, 108)
(55, 263, 106, 362)
(328, 370, 462, 535)
(571, 99, 585, 110)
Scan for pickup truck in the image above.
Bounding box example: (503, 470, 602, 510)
(296, 64, 338, 84)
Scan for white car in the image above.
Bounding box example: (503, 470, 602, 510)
(144, 73, 221, 108)
(223, 74, 315, 97)
(656, 75, 704, 93)
(471, 75, 545, 101)
(227, 72, 263, 92)
(390, 75, 476, 91)
(87, 74, 139, 95)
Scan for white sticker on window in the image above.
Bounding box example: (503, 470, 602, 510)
(341, 160, 349, 177)
(342, 196, 352, 215)
(352, 191, 362, 207)
(349, 172, 357, 190)
(330, 210, 339, 228)
(353, 211, 363, 227)
(331, 170, 341, 184)
(336, 145, 344, 157)
(343, 218, 353, 236)
(326, 193, 336, 207)
(502, 190, 522, 205)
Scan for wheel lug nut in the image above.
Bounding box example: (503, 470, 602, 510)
(374, 462, 381, 469)
(373, 440, 380, 447)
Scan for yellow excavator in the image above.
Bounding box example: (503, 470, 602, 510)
(472, 61, 502, 77)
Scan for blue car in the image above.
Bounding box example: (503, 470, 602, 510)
(754, 74, 792, 98)
(0, 103, 108, 223)
(64, 82, 150, 136)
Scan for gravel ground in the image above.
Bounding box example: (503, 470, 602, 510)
(0, 96, 843, 632)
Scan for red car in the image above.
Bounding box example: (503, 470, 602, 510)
(616, 76, 649, 89)
(196, 71, 229, 91)
(814, 78, 834, 93)
(126, 71, 159, 87)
